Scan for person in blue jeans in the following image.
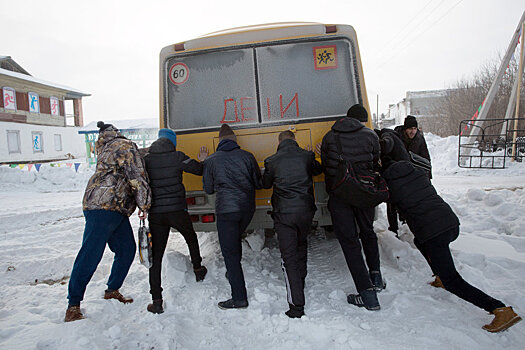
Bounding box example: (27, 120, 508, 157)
(65, 121, 151, 322)
(202, 124, 262, 309)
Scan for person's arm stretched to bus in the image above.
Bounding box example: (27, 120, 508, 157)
(249, 154, 263, 190)
(262, 158, 274, 189)
(202, 158, 215, 195)
(179, 146, 209, 176)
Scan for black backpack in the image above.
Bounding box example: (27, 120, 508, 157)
(330, 133, 389, 208)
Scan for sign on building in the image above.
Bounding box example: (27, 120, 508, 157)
(50, 96, 60, 116)
(28, 92, 40, 113)
(3, 87, 16, 110)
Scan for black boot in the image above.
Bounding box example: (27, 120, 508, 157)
(370, 270, 386, 292)
(218, 298, 248, 310)
(194, 266, 208, 282)
(147, 299, 164, 314)
(347, 288, 381, 311)
(285, 304, 305, 319)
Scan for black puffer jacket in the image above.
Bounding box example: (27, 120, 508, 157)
(382, 160, 459, 243)
(262, 139, 323, 213)
(377, 128, 410, 163)
(144, 138, 203, 213)
(203, 139, 262, 215)
(321, 117, 380, 192)
(394, 125, 431, 162)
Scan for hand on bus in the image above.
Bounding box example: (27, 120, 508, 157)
(315, 142, 322, 156)
(198, 146, 209, 162)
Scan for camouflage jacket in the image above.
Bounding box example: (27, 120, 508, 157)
(82, 127, 151, 216)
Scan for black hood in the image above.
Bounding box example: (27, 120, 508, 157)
(332, 117, 364, 133)
(149, 137, 175, 153)
(383, 160, 416, 181)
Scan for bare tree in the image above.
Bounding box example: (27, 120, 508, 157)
(430, 55, 525, 137)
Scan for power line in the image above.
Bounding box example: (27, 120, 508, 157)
(374, 0, 465, 72)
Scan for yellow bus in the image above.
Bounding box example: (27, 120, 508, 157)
(159, 22, 372, 231)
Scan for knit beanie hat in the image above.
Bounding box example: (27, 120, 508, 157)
(158, 128, 177, 147)
(218, 124, 236, 141)
(404, 115, 418, 128)
(346, 104, 368, 122)
(97, 121, 115, 132)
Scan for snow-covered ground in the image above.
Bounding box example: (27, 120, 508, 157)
(0, 133, 524, 350)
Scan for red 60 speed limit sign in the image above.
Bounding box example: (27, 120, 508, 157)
(169, 62, 189, 85)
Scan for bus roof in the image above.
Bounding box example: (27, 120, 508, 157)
(161, 22, 357, 54)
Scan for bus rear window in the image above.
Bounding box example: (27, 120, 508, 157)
(165, 48, 258, 130)
(256, 39, 359, 122)
(164, 38, 360, 131)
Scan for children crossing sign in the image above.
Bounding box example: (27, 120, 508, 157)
(313, 45, 338, 70)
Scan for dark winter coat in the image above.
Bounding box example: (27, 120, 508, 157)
(144, 137, 203, 214)
(382, 160, 459, 243)
(377, 128, 410, 163)
(321, 117, 380, 192)
(394, 125, 431, 162)
(203, 139, 262, 215)
(262, 139, 323, 213)
(82, 127, 151, 216)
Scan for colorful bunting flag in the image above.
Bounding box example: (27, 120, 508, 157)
(19, 164, 25, 170)
(28, 164, 33, 172)
(35, 164, 42, 172)
(66, 163, 73, 168)
(74, 163, 81, 172)
(9, 164, 17, 168)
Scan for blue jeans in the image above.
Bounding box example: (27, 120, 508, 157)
(67, 210, 136, 306)
(216, 211, 254, 302)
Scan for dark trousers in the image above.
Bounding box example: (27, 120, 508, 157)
(414, 227, 505, 313)
(273, 211, 314, 307)
(328, 197, 374, 293)
(68, 210, 136, 306)
(386, 202, 399, 234)
(148, 210, 203, 300)
(216, 211, 254, 302)
(354, 206, 380, 272)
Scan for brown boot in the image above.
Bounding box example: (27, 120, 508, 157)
(64, 306, 85, 322)
(147, 299, 164, 314)
(482, 306, 522, 333)
(429, 276, 445, 289)
(104, 289, 133, 304)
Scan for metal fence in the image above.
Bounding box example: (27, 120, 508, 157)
(458, 118, 525, 168)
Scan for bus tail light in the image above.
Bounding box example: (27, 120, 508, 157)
(187, 196, 206, 206)
(201, 214, 215, 223)
(190, 215, 199, 222)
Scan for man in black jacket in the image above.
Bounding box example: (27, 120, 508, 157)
(394, 115, 431, 165)
(262, 131, 322, 318)
(203, 124, 262, 310)
(381, 159, 521, 333)
(320, 104, 383, 311)
(143, 128, 208, 314)
(375, 128, 410, 235)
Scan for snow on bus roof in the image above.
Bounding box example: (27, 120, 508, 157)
(78, 118, 158, 134)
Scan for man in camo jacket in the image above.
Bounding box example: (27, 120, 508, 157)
(65, 121, 151, 322)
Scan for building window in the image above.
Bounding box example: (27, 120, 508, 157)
(3, 87, 17, 110)
(50, 96, 60, 116)
(28, 92, 40, 113)
(32, 132, 43, 153)
(7, 130, 21, 154)
(54, 134, 62, 151)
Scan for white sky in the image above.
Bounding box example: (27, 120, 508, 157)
(1, 0, 523, 123)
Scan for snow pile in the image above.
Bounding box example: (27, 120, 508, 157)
(0, 134, 524, 349)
